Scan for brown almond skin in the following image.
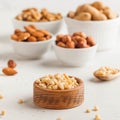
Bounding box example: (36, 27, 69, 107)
(17, 32, 30, 41)
(62, 35, 72, 43)
(66, 41, 75, 48)
(28, 36, 37, 42)
(8, 60, 17, 68)
(67, 11, 75, 18)
(86, 36, 96, 46)
(24, 26, 36, 34)
(2, 67, 17, 76)
(77, 41, 90, 48)
(73, 32, 87, 38)
(14, 29, 22, 34)
(11, 34, 18, 41)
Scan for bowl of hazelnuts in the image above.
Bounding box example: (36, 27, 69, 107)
(53, 32, 97, 67)
(13, 8, 63, 35)
(65, 1, 120, 51)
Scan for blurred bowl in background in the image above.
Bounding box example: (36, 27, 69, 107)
(65, 16, 120, 51)
(12, 18, 64, 35)
(53, 42, 97, 67)
(11, 35, 54, 59)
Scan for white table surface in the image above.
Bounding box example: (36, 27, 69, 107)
(0, 10, 120, 120)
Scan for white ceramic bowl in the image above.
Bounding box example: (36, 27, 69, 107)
(53, 43, 97, 67)
(11, 36, 54, 59)
(65, 17, 120, 51)
(12, 18, 64, 35)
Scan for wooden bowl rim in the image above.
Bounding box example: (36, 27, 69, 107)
(34, 76, 84, 92)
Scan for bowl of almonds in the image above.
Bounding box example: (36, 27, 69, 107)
(13, 8, 63, 35)
(53, 32, 97, 67)
(65, 1, 120, 51)
(33, 73, 84, 109)
(11, 25, 53, 59)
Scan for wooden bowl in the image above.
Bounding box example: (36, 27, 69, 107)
(33, 77, 84, 109)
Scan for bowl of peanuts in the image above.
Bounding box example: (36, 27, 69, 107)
(53, 32, 97, 67)
(13, 8, 63, 35)
(65, 1, 120, 51)
(11, 25, 53, 59)
(33, 73, 84, 109)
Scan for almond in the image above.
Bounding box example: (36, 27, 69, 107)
(11, 34, 18, 41)
(28, 36, 37, 42)
(2, 67, 17, 76)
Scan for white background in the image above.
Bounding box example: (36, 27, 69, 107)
(1, 0, 120, 36)
(1, 0, 120, 120)
(0, 0, 120, 14)
(0, 0, 120, 13)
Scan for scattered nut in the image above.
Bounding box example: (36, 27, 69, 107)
(8, 59, 16, 68)
(93, 105, 99, 111)
(56, 118, 63, 120)
(2, 67, 17, 76)
(0, 95, 3, 99)
(94, 114, 101, 120)
(11, 25, 52, 42)
(15, 8, 62, 22)
(0, 110, 6, 116)
(18, 99, 24, 104)
(56, 32, 96, 48)
(85, 109, 91, 113)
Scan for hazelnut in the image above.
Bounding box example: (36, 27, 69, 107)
(8, 59, 16, 68)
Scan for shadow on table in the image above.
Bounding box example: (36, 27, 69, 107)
(0, 35, 11, 43)
(40, 59, 79, 68)
(89, 78, 113, 83)
(0, 52, 16, 60)
(0, 51, 43, 62)
(89, 78, 103, 83)
(0, 73, 5, 76)
(24, 97, 49, 111)
(24, 97, 67, 112)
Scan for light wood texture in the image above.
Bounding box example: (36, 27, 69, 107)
(33, 77, 84, 109)
(94, 70, 120, 81)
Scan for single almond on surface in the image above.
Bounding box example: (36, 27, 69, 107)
(2, 67, 17, 76)
(18, 99, 24, 104)
(85, 109, 91, 113)
(93, 105, 99, 111)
